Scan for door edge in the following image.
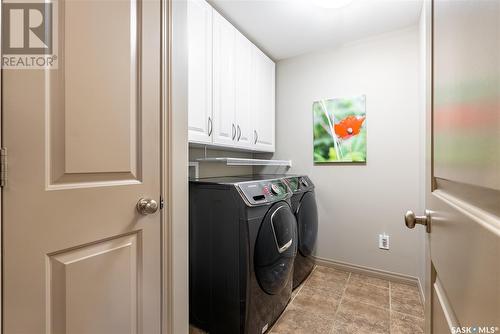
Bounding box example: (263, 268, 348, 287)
(162, 0, 189, 333)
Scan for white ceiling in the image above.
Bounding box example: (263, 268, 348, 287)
(209, 0, 423, 60)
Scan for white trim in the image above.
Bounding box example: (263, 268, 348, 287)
(0, 0, 3, 330)
(418, 277, 426, 303)
(434, 278, 460, 331)
(314, 256, 425, 302)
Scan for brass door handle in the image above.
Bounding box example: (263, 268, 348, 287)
(405, 210, 431, 233)
(137, 198, 159, 215)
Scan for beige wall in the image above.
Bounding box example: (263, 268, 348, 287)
(268, 26, 424, 278)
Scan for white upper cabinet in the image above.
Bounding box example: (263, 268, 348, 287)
(234, 33, 253, 149)
(187, 1, 275, 152)
(252, 46, 276, 152)
(212, 10, 237, 146)
(187, 0, 213, 144)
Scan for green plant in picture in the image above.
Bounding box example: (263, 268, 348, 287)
(313, 95, 366, 163)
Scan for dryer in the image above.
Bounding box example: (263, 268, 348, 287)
(189, 176, 297, 334)
(283, 175, 318, 289)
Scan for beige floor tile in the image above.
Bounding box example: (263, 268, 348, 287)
(289, 285, 342, 318)
(331, 299, 390, 334)
(270, 308, 334, 334)
(305, 266, 349, 295)
(391, 282, 421, 296)
(391, 287, 424, 318)
(314, 266, 350, 279)
(349, 273, 390, 289)
(344, 280, 390, 309)
(391, 311, 424, 334)
(190, 269, 426, 334)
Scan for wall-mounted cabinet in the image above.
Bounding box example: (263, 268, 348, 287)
(212, 11, 236, 147)
(234, 32, 254, 149)
(188, 0, 275, 152)
(187, 0, 213, 144)
(252, 46, 276, 152)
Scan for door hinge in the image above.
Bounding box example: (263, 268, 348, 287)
(0, 148, 7, 187)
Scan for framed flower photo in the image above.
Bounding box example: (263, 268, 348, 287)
(313, 95, 366, 163)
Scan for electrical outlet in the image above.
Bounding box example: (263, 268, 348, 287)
(379, 234, 389, 250)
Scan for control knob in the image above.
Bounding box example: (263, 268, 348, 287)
(300, 178, 309, 188)
(270, 183, 281, 195)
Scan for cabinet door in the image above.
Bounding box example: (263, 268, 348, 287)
(234, 32, 253, 149)
(213, 10, 236, 147)
(252, 47, 275, 152)
(187, 0, 213, 144)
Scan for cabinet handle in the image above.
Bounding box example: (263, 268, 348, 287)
(208, 117, 213, 136)
(237, 125, 241, 141)
(254, 130, 258, 144)
(232, 123, 236, 140)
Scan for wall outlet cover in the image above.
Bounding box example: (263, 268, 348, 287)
(379, 234, 390, 250)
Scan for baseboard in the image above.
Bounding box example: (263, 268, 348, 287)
(314, 256, 425, 302)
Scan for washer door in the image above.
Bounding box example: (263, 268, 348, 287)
(296, 192, 318, 257)
(254, 202, 297, 295)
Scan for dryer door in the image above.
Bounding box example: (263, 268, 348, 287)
(254, 202, 297, 295)
(296, 191, 318, 257)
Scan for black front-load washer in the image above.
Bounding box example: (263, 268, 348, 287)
(283, 175, 318, 289)
(189, 176, 297, 334)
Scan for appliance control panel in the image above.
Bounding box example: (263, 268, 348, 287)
(237, 179, 290, 205)
(283, 176, 314, 193)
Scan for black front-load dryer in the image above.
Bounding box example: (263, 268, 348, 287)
(283, 175, 318, 289)
(189, 176, 297, 334)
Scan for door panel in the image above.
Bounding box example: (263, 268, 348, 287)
(49, 234, 139, 334)
(252, 46, 275, 152)
(2, 0, 162, 332)
(187, 0, 212, 144)
(212, 10, 236, 147)
(432, 280, 456, 334)
(63, 0, 140, 175)
(254, 202, 297, 295)
(429, 0, 500, 331)
(433, 0, 500, 191)
(296, 192, 318, 257)
(235, 31, 253, 149)
(430, 182, 499, 327)
(48, 0, 142, 187)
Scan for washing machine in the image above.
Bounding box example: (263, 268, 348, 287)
(189, 176, 298, 334)
(283, 175, 318, 289)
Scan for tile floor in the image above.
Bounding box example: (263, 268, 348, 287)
(190, 265, 425, 334)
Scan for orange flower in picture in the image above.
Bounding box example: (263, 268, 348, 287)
(313, 95, 366, 163)
(333, 115, 366, 140)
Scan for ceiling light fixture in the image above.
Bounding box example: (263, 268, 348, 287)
(310, 0, 354, 9)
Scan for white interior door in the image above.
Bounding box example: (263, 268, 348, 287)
(419, 1, 500, 332)
(2, 0, 162, 332)
(212, 9, 236, 147)
(188, 0, 213, 144)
